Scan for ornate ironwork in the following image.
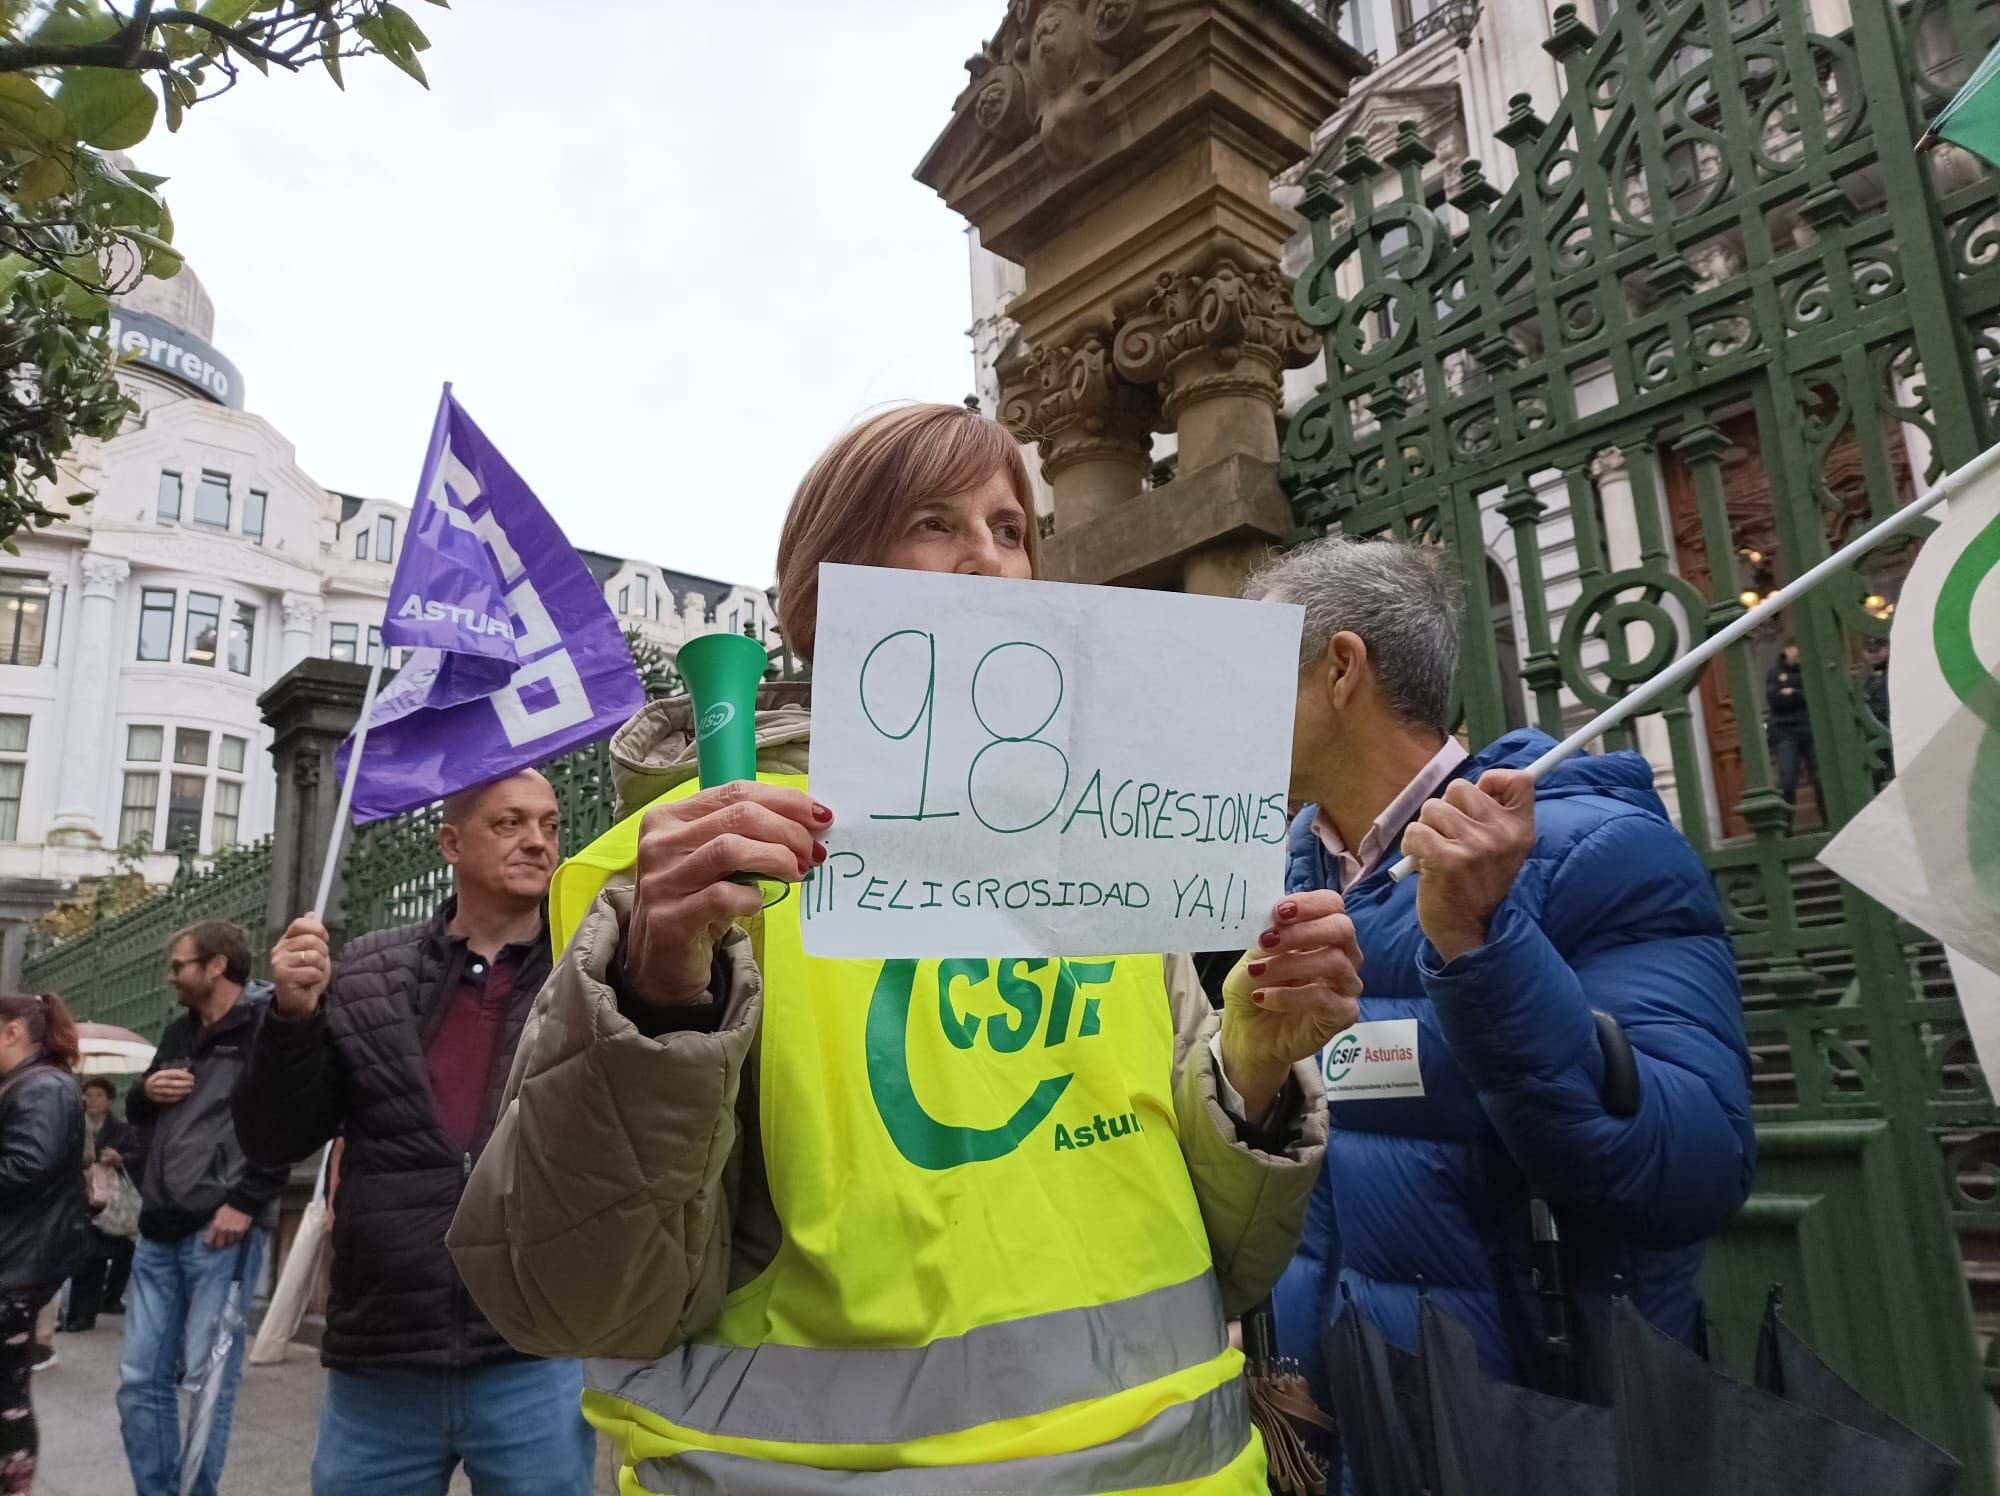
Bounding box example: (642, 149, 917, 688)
(1281, 0, 2000, 1479)
(21, 838, 273, 1043)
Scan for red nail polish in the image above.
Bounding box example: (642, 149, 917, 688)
(1252, 991, 1266, 1005)
(1278, 900, 1298, 920)
(1247, 961, 1267, 977)
(811, 802, 833, 823)
(797, 858, 811, 877)
(1259, 929, 1280, 951)
(812, 843, 827, 864)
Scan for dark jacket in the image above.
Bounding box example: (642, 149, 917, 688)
(125, 985, 288, 1243)
(0, 1057, 88, 1293)
(1766, 657, 1810, 733)
(233, 900, 551, 1371)
(1273, 731, 1756, 1402)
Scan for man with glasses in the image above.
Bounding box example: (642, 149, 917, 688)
(119, 921, 287, 1496)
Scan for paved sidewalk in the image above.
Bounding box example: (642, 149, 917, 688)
(32, 1317, 617, 1494)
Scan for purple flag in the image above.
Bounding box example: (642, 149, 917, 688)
(336, 386, 644, 823)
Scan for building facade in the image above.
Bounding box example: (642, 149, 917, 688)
(0, 265, 772, 986)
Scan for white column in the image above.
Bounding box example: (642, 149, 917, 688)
(281, 591, 322, 673)
(1592, 448, 1678, 810)
(48, 553, 130, 846)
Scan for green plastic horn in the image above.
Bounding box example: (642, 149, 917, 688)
(678, 631, 769, 788)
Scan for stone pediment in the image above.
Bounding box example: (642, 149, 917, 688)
(1309, 82, 1467, 181)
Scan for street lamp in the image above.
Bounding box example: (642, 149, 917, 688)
(1445, 0, 1482, 48)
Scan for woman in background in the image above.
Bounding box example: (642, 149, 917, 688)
(60, 1077, 141, 1332)
(0, 992, 86, 1494)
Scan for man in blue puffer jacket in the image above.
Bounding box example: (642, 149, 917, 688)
(1244, 537, 1756, 1420)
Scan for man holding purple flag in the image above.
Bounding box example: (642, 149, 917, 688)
(228, 389, 628, 1494)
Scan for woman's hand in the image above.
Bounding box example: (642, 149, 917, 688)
(1219, 890, 1363, 1120)
(97, 1147, 122, 1168)
(623, 782, 832, 1007)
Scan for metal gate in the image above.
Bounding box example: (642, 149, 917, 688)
(1279, 0, 2000, 1480)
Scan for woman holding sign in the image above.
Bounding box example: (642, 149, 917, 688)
(449, 404, 1357, 1495)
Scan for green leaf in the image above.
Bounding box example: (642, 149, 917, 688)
(0, 75, 72, 154)
(29, 2, 122, 50)
(356, 14, 430, 86)
(55, 68, 158, 151)
(0, 254, 35, 303)
(15, 153, 72, 204)
(199, 0, 259, 24)
(124, 228, 183, 278)
(380, 3, 433, 52)
(321, 28, 345, 89)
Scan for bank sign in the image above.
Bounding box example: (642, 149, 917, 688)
(106, 308, 243, 409)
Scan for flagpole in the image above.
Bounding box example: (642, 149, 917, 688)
(1387, 437, 2000, 883)
(313, 656, 385, 916)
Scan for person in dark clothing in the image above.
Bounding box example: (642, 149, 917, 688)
(0, 991, 87, 1495)
(118, 923, 287, 1496)
(1766, 639, 1817, 822)
(1862, 638, 1893, 787)
(238, 769, 594, 1496)
(59, 1076, 142, 1331)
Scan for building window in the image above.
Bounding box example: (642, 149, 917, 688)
(633, 575, 649, 617)
(243, 490, 267, 545)
(212, 779, 242, 848)
(1337, 0, 1376, 56)
(330, 622, 358, 663)
(156, 471, 181, 526)
(366, 625, 383, 665)
(0, 713, 25, 841)
(137, 588, 175, 661)
(126, 724, 162, 762)
(618, 584, 629, 613)
(376, 515, 396, 564)
(118, 771, 158, 849)
(165, 772, 205, 852)
(219, 734, 246, 773)
(0, 572, 50, 667)
(173, 727, 209, 767)
(227, 601, 256, 676)
(184, 592, 221, 665)
(353, 527, 369, 561)
(652, 593, 661, 620)
(193, 471, 230, 532)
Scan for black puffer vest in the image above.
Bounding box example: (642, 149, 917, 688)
(243, 903, 549, 1369)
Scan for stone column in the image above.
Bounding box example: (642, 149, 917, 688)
(1001, 328, 1157, 526)
(280, 592, 323, 673)
(1592, 447, 1677, 803)
(48, 553, 130, 847)
(259, 659, 373, 948)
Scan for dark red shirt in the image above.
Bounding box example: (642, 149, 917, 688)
(424, 950, 515, 1155)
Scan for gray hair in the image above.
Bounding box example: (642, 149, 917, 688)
(1246, 536, 1463, 734)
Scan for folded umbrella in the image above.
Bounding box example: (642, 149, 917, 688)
(178, 1236, 257, 1496)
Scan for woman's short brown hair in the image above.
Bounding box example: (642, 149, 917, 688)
(775, 403, 1038, 661)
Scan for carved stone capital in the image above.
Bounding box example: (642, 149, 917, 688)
(964, 0, 1152, 170)
(291, 746, 321, 790)
(998, 327, 1157, 482)
(79, 552, 130, 597)
(281, 591, 324, 631)
(1589, 446, 1630, 483)
(1113, 253, 1320, 424)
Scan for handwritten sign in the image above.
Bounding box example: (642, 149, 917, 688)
(802, 564, 1305, 958)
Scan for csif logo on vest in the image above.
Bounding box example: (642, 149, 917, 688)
(697, 702, 735, 741)
(1323, 1031, 1361, 1084)
(865, 956, 1131, 1170)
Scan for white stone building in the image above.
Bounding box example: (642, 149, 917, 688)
(0, 264, 773, 986)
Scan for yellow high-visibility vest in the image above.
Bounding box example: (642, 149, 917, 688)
(556, 772, 1267, 1495)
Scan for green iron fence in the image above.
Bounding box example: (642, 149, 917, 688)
(20, 838, 274, 1044)
(1279, 0, 1999, 1480)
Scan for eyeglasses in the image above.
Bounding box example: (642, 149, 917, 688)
(167, 957, 207, 975)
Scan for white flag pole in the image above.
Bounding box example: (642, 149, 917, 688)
(1387, 437, 2000, 883)
(312, 656, 386, 915)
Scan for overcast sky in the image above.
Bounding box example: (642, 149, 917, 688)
(136, 0, 999, 588)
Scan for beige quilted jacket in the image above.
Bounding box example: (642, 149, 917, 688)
(447, 700, 1328, 1362)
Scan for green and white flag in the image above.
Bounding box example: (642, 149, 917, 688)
(1925, 36, 2000, 164)
(1822, 453, 2000, 1075)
